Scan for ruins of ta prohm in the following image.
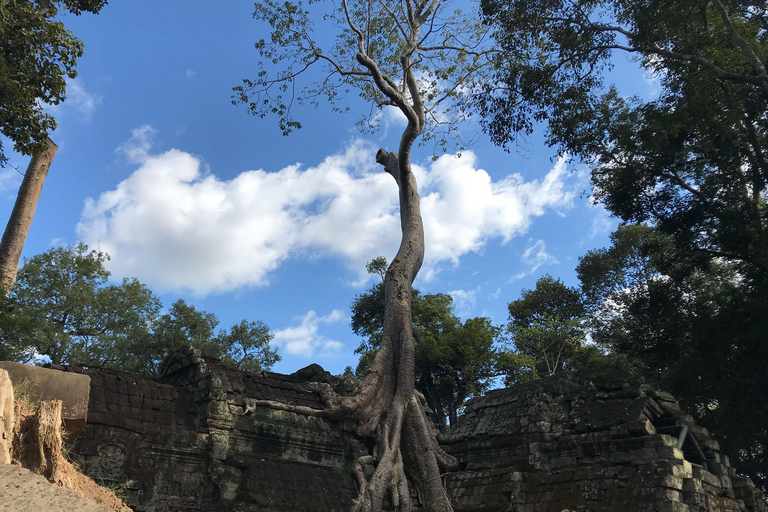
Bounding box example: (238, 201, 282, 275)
(2, 349, 765, 512)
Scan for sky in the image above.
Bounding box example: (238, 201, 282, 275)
(0, 1, 656, 375)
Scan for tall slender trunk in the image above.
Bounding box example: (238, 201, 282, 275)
(0, 138, 57, 293)
(244, 145, 458, 511)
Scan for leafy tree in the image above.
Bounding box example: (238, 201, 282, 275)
(351, 261, 499, 428)
(577, 224, 681, 351)
(577, 224, 768, 491)
(500, 274, 642, 386)
(477, 0, 768, 489)
(477, 0, 768, 275)
(494, 350, 538, 387)
(509, 314, 583, 377)
(147, 299, 278, 375)
(506, 275, 585, 377)
(566, 345, 646, 385)
(237, 0, 497, 508)
(417, 316, 499, 427)
(1, 0, 107, 293)
(0, 243, 160, 368)
(0, 0, 106, 164)
(0, 244, 279, 376)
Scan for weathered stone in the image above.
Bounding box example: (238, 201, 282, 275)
(0, 369, 13, 464)
(5, 352, 764, 512)
(0, 361, 90, 440)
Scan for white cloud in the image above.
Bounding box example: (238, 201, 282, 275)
(116, 125, 157, 164)
(448, 286, 480, 317)
(271, 310, 346, 357)
(380, 105, 407, 134)
(588, 204, 616, 240)
(46, 79, 102, 121)
(78, 130, 575, 295)
(185, 70, 197, 80)
(514, 239, 559, 280)
(419, 152, 572, 280)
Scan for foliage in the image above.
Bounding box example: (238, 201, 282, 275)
(0, 0, 107, 164)
(477, 0, 768, 274)
(147, 299, 278, 375)
(567, 345, 645, 385)
(235, 0, 498, 152)
(577, 224, 768, 491)
(501, 274, 644, 387)
(416, 314, 499, 427)
(0, 244, 279, 376)
(351, 258, 500, 427)
(577, 224, 680, 348)
(1, 243, 160, 367)
(494, 349, 538, 387)
(505, 275, 585, 377)
(478, 0, 768, 489)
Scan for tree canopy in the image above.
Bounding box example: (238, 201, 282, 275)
(577, 224, 768, 490)
(505, 275, 585, 378)
(477, 0, 768, 276)
(0, 244, 279, 376)
(0, 0, 107, 164)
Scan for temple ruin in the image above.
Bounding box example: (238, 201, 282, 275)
(2, 349, 765, 512)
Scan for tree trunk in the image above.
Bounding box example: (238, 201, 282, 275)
(247, 146, 457, 511)
(342, 148, 455, 511)
(448, 398, 458, 428)
(419, 374, 448, 432)
(0, 137, 57, 293)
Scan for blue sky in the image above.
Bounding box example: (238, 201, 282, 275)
(0, 1, 655, 375)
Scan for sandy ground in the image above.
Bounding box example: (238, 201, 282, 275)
(0, 464, 115, 512)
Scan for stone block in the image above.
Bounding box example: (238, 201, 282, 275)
(0, 361, 90, 440)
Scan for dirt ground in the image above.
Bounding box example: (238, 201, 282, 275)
(9, 401, 132, 512)
(0, 464, 116, 512)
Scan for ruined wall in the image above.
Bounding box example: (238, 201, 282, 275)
(23, 351, 766, 512)
(69, 351, 363, 512)
(443, 379, 767, 512)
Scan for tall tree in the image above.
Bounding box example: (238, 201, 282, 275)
(499, 273, 644, 386)
(0, 0, 107, 292)
(236, 0, 496, 508)
(577, 224, 768, 490)
(0, 244, 160, 367)
(506, 275, 585, 377)
(476, 1, 768, 489)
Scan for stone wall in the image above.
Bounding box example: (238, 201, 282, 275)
(0, 360, 90, 439)
(11, 351, 765, 512)
(443, 379, 767, 512)
(69, 350, 363, 512)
